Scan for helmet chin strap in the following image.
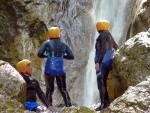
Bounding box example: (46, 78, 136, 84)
(24, 72, 31, 76)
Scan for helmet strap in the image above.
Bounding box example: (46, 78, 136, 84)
(24, 72, 31, 76)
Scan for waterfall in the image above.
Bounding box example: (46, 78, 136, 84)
(83, 0, 132, 106)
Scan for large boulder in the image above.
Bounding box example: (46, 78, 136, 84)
(107, 29, 150, 101)
(0, 60, 26, 112)
(102, 76, 150, 113)
(127, 0, 150, 39)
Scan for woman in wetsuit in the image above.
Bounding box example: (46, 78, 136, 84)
(37, 27, 74, 107)
(95, 20, 118, 111)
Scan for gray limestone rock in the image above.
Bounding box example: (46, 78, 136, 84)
(107, 29, 150, 102)
(102, 76, 150, 113)
(0, 60, 26, 112)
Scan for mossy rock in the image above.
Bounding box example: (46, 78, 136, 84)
(0, 100, 24, 112)
(63, 106, 96, 113)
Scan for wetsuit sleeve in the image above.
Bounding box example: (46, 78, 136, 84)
(96, 35, 107, 63)
(113, 39, 118, 50)
(64, 44, 74, 60)
(37, 41, 48, 58)
(36, 80, 52, 107)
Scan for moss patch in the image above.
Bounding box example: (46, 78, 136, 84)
(5, 101, 15, 109)
(63, 106, 95, 113)
(0, 84, 3, 88)
(80, 106, 95, 113)
(0, 3, 10, 37)
(0, 100, 24, 112)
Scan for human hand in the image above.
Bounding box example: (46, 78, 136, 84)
(95, 63, 100, 71)
(47, 106, 58, 112)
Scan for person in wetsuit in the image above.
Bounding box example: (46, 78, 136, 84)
(94, 20, 118, 111)
(37, 27, 74, 107)
(16, 59, 56, 112)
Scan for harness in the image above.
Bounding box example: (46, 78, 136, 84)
(46, 41, 65, 58)
(45, 41, 65, 76)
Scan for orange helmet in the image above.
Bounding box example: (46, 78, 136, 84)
(96, 19, 110, 31)
(48, 27, 60, 38)
(16, 59, 31, 73)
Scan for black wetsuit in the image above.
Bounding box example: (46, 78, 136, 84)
(21, 74, 51, 111)
(95, 30, 118, 110)
(38, 39, 74, 107)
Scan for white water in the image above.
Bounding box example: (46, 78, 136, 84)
(83, 0, 132, 106)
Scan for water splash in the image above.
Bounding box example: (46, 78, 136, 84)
(83, 0, 132, 106)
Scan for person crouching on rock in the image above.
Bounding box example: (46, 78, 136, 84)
(16, 59, 57, 112)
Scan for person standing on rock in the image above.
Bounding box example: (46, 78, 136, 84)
(94, 20, 118, 111)
(37, 26, 74, 107)
(16, 59, 57, 112)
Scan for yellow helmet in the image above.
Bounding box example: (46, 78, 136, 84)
(96, 20, 110, 31)
(16, 59, 31, 73)
(48, 27, 60, 38)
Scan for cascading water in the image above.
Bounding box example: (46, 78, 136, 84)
(83, 0, 132, 106)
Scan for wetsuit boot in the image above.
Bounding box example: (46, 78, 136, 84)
(105, 89, 110, 108)
(95, 86, 108, 111)
(56, 74, 72, 107)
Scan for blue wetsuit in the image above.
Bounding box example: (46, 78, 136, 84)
(38, 38, 74, 107)
(95, 50, 114, 78)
